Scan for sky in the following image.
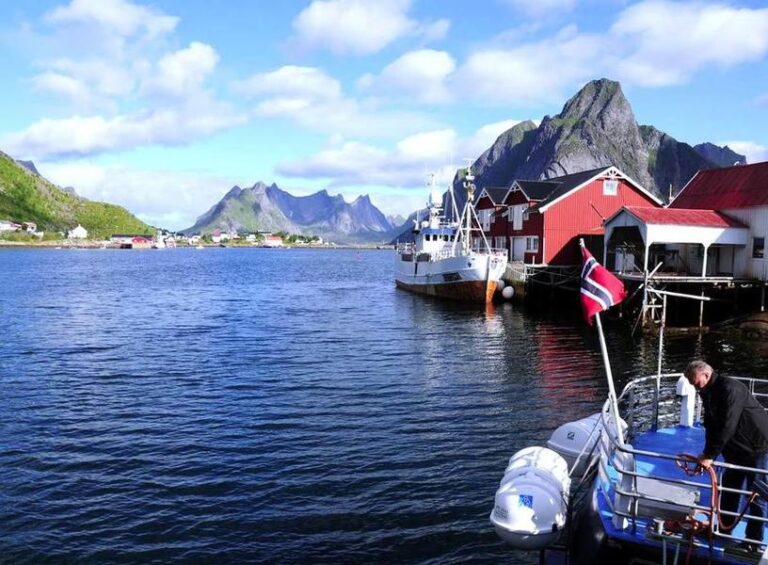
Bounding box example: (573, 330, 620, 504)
(1, 0, 767, 231)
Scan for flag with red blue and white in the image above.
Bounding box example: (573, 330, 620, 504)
(580, 245, 627, 324)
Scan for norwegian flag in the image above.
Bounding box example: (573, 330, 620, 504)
(580, 245, 627, 324)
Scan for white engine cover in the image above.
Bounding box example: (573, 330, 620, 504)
(490, 446, 570, 550)
(546, 413, 602, 476)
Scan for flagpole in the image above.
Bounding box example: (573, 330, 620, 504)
(579, 238, 625, 446)
(594, 306, 625, 447)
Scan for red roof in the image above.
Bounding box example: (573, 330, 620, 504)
(624, 206, 746, 228)
(671, 162, 768, 209)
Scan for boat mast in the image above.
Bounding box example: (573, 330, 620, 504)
(462, 167, 493, 253)
(463, 170, 474, 254)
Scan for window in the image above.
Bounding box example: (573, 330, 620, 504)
(512, 205, 525, 230)
(479, 209, 492, 231)
(526, 236, 539, 252)
(754, 237, 765, 259)
(603, 179, 618, 196)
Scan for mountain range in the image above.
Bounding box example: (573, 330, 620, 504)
(182, 182, 395, 242)
(447, 78, 745, 212)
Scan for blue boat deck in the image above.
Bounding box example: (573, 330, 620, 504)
(596, 423, 767, 563)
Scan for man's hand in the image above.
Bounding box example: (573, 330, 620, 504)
(697, 455, 713, 470)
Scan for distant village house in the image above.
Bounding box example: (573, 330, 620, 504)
(68, 224, 88, 239)
(0, 220, 22, 232)
(110, 233, 155, 249)
(263, 235, 284, 247)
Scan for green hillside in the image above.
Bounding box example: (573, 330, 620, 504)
(0, 152, 152, 239)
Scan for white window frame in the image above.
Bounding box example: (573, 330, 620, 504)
(525, 236, 539, 252)
(512, 205, 525, 230)
(479, 209, 492, 231)
(603, 179, 618, 196)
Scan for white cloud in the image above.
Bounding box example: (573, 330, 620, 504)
(44, 0, 178, 38)
(723, 141, 768, 165)
(289, 0, 447, 55)
(446, 1, 768, 106)
(142, 42, 219, 99)
(38, 161, 241, 230)
(458, 27, 603, 104)
(275, 119, 526, 190)
(612, 1, 768, 87)
(4, 4, 244, 159)
(358, 49, 456, 103)
(234, 65, 342, 100)
(235, 65, 437, 138)
(1, 101, 246, 160)
(31, 71, 92, 107)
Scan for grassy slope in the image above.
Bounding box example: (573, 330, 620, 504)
(0, 153, 152, 239)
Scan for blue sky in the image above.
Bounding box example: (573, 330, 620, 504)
(1, 0, 767, 230)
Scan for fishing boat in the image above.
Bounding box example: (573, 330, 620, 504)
(490, 284, 768, 563)
(394, 169, 507, 303)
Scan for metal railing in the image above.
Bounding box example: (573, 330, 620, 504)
(396, 243, 508, 262)
(598, 373, 768, 550)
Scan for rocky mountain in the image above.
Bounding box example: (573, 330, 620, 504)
(450, 78, 745, 210)
(693, 142, 746, 168)
(183, 182, 394, 243)
(0, 151, 152, 238)
(17, 160, 40, 176)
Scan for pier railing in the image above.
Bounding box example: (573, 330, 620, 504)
(598, 373, 768, 552)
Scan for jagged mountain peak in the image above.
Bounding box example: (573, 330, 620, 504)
(224, 185, 243, 198)
(434, 77, 738, 230)
(558, 78, 631, 124)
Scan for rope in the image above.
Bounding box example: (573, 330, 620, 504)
(663, 453, 761, 564)
(675, 453, 759, 533)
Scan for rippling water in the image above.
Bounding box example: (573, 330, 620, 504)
(2, 248, 767, 564)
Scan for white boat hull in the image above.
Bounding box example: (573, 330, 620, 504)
(394, 252, 506, 303)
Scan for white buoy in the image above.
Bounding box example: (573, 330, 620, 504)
(502, 286, 514, 300)
(496, 279, 506, 291)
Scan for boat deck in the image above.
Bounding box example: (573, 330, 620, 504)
(597, 424, 768, 563)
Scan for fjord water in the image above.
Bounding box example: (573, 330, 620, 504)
(2, 248, 767, 564)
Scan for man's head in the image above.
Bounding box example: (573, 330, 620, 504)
(684, 360, 713, 391)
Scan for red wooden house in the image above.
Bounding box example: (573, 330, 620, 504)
(502, 166, 663, 265)
(474, 187, 511, 254)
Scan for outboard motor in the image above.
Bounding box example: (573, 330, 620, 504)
(490, 446, 570, 550)
(547, 413, 601, 477)
(547, 413, 627, 477)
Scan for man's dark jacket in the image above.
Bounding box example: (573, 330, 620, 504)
(700, 372, 768, 464)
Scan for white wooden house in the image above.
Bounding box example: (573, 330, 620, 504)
(604, 207, 749, 277)
(67, 224, 88, 239)
(670, 162, 768, 281)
